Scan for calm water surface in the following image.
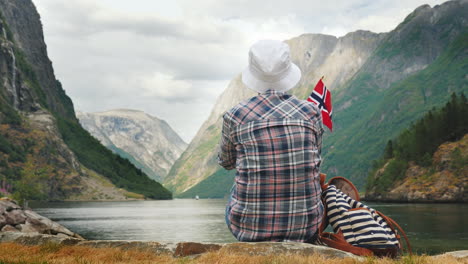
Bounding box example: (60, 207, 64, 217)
(30, 199, 468, 255)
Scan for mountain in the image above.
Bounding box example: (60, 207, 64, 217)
(165, 0, 468, 196)
(77, 109, 187, 182)
(0, 0, 171, 200)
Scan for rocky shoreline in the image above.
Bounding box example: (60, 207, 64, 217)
(0, 198, 83, 239)
(365, 135, 467, 203)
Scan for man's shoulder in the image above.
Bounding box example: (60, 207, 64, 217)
(288, 95, 321, 116)
(224, 93, 321, 122)
(223, 95, 262, 120)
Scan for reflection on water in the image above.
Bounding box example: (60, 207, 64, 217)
(30, 200, 467, 255)
(31, 199, 237, 244)
(367, 202, 468, 255)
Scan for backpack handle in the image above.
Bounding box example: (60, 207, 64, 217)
(319, 174, 360, 201)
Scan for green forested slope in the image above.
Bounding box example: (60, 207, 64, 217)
(56, 118, 172, 199)
(178, 169, 235, 199)
(324, 32, 468, 186)
(365, 93, 467, 200)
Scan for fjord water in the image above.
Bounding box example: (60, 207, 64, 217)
(30, 200, 467, 255)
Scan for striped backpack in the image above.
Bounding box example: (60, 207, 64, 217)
(318, 174, 411, 257)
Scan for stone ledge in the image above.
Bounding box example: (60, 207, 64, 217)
(436, 250, 468, 259)
(0, 232, 82, 246)
(219, 242, 356, 258)
(0, 232, 358, 259)
(78, 240, 178, 256)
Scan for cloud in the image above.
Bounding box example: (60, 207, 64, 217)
(35, 0, 241, 43)
(33, 0, 447, 142)
(139, 72, 192, 99)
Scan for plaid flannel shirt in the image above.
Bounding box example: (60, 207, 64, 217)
(218, 90, 324, 242)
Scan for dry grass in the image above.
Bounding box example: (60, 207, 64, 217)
(0, 243, 465, 264)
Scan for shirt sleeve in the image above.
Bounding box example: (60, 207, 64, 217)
(316, 124, 323, 156)
(312, 109, 324, 156)
(217, 112, 237, 170)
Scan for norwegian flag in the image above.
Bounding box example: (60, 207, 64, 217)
(307, 78, 333, 132)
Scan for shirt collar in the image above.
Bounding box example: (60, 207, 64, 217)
(261, 89, 286, 95)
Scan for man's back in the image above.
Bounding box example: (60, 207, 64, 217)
(219, 89, 324, 242)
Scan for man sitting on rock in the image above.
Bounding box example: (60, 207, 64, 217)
(218, 40, 324, 242)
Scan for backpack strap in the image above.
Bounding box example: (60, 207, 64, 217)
(376, 211, 413, 255)
(319, 173, 328, 190)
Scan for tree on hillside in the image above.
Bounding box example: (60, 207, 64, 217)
(367, 93, 467, 192)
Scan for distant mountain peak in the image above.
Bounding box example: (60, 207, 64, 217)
(77, 109, 187, 182)
(94, 109, 150, 117)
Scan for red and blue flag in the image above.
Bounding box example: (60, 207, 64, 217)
(307, 78, 333, 132)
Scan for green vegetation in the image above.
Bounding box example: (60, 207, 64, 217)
(0, 132, 26, 164)
(0, 12, 13, 41)
(56, 117, 172, 199)
(54, 80, 77, 120)
(0, 95, 21, 125)
(11, 159, 49, 202)
(178, 168, 235, 198)
(450, 147, 467, 173)
(108, 145, 162, 182)
(13, 47, 49, 109)
(366, 93, 468, 192)
(0, 122, 55, 201)
(322, 31, 468, 187)
(164, 122, 222, 194)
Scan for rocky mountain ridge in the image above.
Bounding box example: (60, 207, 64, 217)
(0, 0, 75, 119)
(77, 109, 187, 182)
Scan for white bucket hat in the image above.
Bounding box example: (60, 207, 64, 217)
(242, 39, 301, 93)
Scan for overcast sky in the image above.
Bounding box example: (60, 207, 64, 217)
(33, 0, 446, 142)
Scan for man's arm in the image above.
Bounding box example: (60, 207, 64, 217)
(218, 113, 236, 170)
(312, 109, 324, 156)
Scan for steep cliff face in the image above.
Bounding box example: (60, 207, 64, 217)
(164, 31, 385, 194)
(365, 134, 467, 202)
(287, 30, 386, 99)
(166, 0, 468, 196)
(0, 0, 75, 119)
(0, 0, 172, 200)
(0, 2, 84, 200)
(77, 109, 187, 182)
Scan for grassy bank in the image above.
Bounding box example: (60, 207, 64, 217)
(0, 243, 465, 264)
